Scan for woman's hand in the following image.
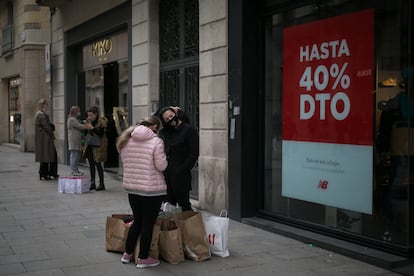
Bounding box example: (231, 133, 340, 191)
(169, 106, 181, 113)
(84, 123, 93, 130)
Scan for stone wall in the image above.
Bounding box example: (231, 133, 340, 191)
(198, 0, 228, 213)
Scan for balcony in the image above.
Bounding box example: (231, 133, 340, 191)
(2, 25, 14, 54)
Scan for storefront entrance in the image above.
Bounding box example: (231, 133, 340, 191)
(8, 78, 22, 145)
(77, 31, 129, 170)
(81, 60, 128, 169)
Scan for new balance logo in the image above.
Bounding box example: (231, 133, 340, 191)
(317, 180, 328, 189)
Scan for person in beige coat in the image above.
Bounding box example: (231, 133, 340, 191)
(67, 105, 92, 176)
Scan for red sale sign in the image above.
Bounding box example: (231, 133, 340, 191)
(282, 9, 374, 146)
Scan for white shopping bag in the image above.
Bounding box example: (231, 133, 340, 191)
(159, 202, 182, 218)
(161, 202, 182, 213)
(201, 210, 230, 257)
(58, 176, 90, 194)
(58, 177, 67, 193)
(74, 176, 90, 193)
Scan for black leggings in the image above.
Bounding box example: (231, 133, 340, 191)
(125, 194, 164, 258)
(85, 146, 103, 184)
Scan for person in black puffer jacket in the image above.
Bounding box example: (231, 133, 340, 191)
(157, 106, 199, 211)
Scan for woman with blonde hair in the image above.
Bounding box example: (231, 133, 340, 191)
(35, 98, 58, 180)
(117, 116, 167, 268)
(67, 106, 92, 176)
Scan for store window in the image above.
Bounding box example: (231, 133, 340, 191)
(8, 78, 22, 144)
(263, 0, 412, 250)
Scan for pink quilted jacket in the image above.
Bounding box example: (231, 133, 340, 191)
(120, 125, 167, 196)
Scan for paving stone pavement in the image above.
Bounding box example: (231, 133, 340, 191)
(0, 144, 402, 275)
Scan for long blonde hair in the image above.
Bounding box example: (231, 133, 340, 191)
(116, 126, 136, 153)
(116, 115, 161, 152)
(68, 105, 80, 117)
(36, 98, 48, 111)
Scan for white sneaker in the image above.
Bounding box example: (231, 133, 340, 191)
(71, 171, 84, 176)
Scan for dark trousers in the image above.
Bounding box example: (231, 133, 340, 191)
(166, 170, 192, 211)
(125, 194, 164, 258)
(39, 162, 58, 177)
(85, 146, 104, 185)
(39, 151, 58, 177)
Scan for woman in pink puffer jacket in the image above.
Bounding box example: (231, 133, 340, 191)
(116, 116, 167, 268)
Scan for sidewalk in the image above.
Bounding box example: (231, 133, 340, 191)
(0, 143, 402, 275)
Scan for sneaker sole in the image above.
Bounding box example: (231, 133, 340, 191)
(136, 261, 160, 268)
(121, 258, 131, 264)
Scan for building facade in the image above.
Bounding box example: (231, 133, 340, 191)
(35, 0, 228, 214)
(13, 0, 413, 264)
(0, 0, 50, 151)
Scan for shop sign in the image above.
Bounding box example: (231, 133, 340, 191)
(281, 9, 374, 214)
(10, 78, 21, 87)
(92, 38, 113, 60)
(82, 32, 127, 69)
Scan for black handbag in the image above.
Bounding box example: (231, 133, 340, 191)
(49, 123, 55, 131)
(87, 135, 101, 147)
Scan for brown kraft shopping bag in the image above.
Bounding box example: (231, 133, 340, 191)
(172, 211, 211, 261)
(105, 214, 132, 253)
(157, 217, 185, 264)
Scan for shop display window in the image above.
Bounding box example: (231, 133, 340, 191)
(263, 0, 413, 249)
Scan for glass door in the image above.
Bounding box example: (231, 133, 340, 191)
(9, 78, 22, 144)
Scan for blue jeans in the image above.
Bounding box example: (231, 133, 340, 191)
(69, 150, 81, 173)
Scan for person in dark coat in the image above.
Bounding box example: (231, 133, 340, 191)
(83, 106, 108, 191)
(35, 98, 58, 180)
(158, 106, 199, 211)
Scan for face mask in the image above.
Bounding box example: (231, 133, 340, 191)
(165, 116, 178, 129)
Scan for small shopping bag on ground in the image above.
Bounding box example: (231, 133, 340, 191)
(172, 211, 211, 261)
(74, 176, 90, 193)
(157, 217, 185, 264)
(201, 210, 230, 257)
(105, 214, 133, 253)
(133, 223, 161, 264)
(57, 176, 90, 193)
(58, 177, 67, 193)
(159, 202, 182, 218)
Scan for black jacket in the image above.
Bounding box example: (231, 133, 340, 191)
(161, 122, 199, 189)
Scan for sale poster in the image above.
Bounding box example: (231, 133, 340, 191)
(281, 9, 374, 214)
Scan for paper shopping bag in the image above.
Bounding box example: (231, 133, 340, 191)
(158, 218, 185, 264)
(134, 223, 161, 264)
(201, 210, 230, 257)
(105, 214, 133, 253)
(172, 211, 211, 261)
